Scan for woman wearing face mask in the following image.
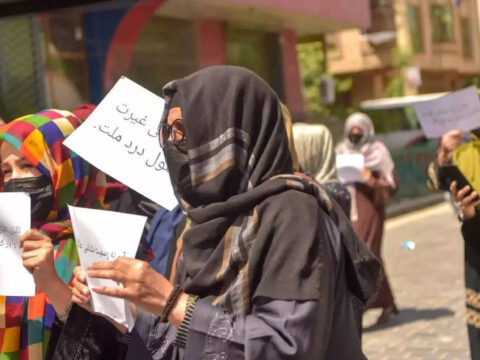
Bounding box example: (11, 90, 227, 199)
(71, 66, 382, 359)
(336, 112, 398, 324)
(0, 109, 111, 359)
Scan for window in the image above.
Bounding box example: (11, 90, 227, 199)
(128, 17, 199, 95)
(408, 6, 423, 53)
(44, 12, 90, 109)
(461, 18, 472, 58)
(430, 5, 455, 43)
(0, 16, 46, 120)
(226, 26, 284, 99)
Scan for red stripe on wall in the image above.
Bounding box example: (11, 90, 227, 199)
(195, 19, 227, 68)
(103, 0, 165, 90)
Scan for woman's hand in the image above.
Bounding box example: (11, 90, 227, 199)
(88, 258, 188, 327)
(20, 229, 57, 290)
(72, 266, 93, 312)
(361, 168, 375, 186)
(20, 229, 72, 315)
(438, 130, 464, 166)
(450, 181, 480, 220)
(71, 265, 130, 334)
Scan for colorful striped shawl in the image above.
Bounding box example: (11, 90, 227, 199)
(0, 109, 106, 360)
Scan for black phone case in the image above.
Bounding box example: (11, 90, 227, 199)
(441, 166, 479, 201)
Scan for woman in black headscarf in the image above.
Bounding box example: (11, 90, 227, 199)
(72, 66, 379, 359)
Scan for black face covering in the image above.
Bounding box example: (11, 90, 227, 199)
(164, 141, 194, 205)
(348, 133, 363, 145)
(4, 176, 54, 221)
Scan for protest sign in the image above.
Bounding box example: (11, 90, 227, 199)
(69, 205, 147, 331)
(414, 86, 480, 138)
(64, 76, 177, 210)
(0, 193, 35, 296)
(336, 154, 365, 184)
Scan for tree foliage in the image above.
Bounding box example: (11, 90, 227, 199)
(297, 41, 354, 117)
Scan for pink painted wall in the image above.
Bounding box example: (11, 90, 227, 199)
(225, 0, 370, 28)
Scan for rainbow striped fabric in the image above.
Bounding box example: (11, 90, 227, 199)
(0, 109, 106, 360)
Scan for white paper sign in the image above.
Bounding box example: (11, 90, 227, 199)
(0, 193, 35, 296)
(69, 205, 147, 331)
(414, 86, 480, 138)
(336, 154, 365, 184)
(64, 76, 177, 210)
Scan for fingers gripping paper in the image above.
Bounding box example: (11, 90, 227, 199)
(68, 205, 147, 331)
(0, 193, 35, 296)
(63, 76, 177, 210)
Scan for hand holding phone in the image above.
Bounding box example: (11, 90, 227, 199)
(441, 165, 480, 219)
(441, 165, 477, 198)
(450, 181, 480, 220)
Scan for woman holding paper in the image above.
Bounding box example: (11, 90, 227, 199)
(427, 129, 480, 359)
(72, 66, 382, 359)
(0, 110, 117, 359)
(336, 112, 398, 324)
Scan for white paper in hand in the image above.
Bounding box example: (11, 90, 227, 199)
(0, 192, 35, 296)
(68, 205, 147, 331)
(63, 76, 177, 210)
(414, 86, 480, 138)
(336, 154, 365, 184)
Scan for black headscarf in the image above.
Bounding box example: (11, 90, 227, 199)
(161, 66, 380, 313)
(162, 66, 293, 207)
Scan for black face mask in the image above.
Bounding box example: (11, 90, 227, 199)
(164, 142, 194, 205)
(4, 176, 54, 221)
(348, 133, 363, 145)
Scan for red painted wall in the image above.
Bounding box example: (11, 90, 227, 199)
(195, 19, 227, 68)
(103, 0, 164, 90)
(280, 29, 304, 114)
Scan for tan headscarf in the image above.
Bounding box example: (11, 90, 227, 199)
(292, 122, 338, 183)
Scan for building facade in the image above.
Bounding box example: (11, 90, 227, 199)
(328, 0, 480, 106)
(0, 0, 370, 120)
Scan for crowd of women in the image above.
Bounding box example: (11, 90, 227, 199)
(0, 66, 404, 359)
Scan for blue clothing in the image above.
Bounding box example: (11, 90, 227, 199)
(127, 205, 184, 360)
(146, 206, 185, 274)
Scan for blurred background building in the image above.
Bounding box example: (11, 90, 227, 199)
(329, 0, 480, 106)
(2, 0, 480, 211)
(0, 0, 369, 120)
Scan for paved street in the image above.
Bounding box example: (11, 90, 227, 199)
(363, 202, 470, 360)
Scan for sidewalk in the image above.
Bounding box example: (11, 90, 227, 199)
(363, 203, 470, 360)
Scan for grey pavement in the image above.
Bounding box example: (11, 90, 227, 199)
(363, 202, 470, 360)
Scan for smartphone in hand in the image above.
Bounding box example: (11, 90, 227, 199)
(441, 165, 479, 200)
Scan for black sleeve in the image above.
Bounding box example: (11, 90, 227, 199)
(46, 304, 130, 360)
(427, 160, 451, 192)
(323, 181, 351, 217)
(462, 211, 480, 243)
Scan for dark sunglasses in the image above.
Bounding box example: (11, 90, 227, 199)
(158, 119, 186, 149)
